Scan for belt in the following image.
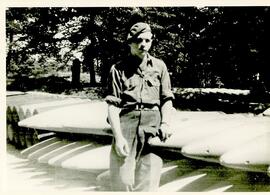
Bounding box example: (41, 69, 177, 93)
(123, 104, 159, 111)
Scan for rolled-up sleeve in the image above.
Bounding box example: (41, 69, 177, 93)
(160, 61, 174, 104)
(105, 65, 122, 107)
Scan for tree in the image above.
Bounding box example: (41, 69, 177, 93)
(6, 7, 270, 94)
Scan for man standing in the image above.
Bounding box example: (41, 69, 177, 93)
(105, 22, 174, 191)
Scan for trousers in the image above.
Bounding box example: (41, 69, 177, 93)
(109, 110, 163, 191)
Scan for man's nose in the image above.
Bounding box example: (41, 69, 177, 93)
(139, 41, 146, 48)
(141, 40, 147, 45)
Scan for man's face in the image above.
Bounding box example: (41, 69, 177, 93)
(129, 32, 153, 59)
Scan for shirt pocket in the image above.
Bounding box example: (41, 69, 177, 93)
(145, 71, 160, 87)
(144, 73, 161, 100)
(124, 76, 140, 90)
(146, 77, 160, 87)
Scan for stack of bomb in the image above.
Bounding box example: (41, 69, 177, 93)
(6, 91, 89, 148)
(151, 107, 270, 175)
(18, 101, 112, 136)
(19, 114, 270, 191)
(16, 94, 270, 177)
(175, 88, 250, 96)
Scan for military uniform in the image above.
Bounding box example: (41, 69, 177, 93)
(105, 53, 174, 191)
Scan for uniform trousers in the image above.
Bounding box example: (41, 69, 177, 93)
(110, 109, 163, 191)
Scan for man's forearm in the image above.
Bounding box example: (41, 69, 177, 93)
(107, 104, 123, 139)
(160, 100, 173, 125)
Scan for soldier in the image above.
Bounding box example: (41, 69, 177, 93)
(105, 22, 174, 191)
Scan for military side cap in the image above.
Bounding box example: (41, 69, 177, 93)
(127, 22, 152, 42)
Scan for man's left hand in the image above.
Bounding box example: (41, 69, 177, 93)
(157, 123, 172, 142)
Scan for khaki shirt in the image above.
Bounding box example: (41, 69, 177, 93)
(105, 54, 174, 108)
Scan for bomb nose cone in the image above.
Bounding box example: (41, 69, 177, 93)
(181, 143, 217, 162)
(220, 132, 270, 172)
(220, 149, 256, 166)
(181, 119, 270, 162)
(181, 144, 209, 156)
(219, 152, 239, 165)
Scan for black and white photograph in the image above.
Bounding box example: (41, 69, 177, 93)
(3, 2, 270, 193)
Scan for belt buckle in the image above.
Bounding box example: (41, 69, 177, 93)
(135, 104, 144, 110)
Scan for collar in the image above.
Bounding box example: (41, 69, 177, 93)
(138, 53, 153, 71)
(122, 54, 153, 77)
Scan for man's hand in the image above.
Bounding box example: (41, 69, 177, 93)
(115, 136, 130, 157)
(107, 104, 129, 157)
(157, 123, 172, 142)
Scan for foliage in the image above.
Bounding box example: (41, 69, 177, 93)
(6, 7, 270, 101)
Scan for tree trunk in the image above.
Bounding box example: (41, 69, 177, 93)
(84, 46, 97, 86)
(89, 58, 96, 85)
(71, 59, 81, 88)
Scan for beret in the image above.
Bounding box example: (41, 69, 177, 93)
(127, 22, 152, 42)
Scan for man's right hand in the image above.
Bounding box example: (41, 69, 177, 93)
(107, 104, 129, 157)
(115, 136, 130, 157)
